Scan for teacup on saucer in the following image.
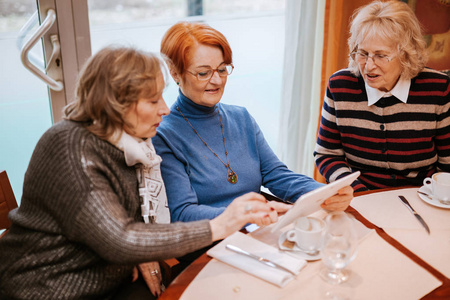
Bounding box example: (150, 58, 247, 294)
(423, 172, 450, 205)
(417, 185, 450, 209)
(278, 231, 321, 261)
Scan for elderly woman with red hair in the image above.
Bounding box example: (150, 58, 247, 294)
(153, 22, 353, 225)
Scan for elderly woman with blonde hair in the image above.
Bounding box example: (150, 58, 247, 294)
(315, 0, 450, 191)
(0, 46, 279, 299)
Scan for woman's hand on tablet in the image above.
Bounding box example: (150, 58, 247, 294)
(210, 192, 278, 241)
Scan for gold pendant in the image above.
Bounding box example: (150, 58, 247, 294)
(227, 170, 238, 184)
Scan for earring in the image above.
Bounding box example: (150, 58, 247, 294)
(176, 82, 179, 85)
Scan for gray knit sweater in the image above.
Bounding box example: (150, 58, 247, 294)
(0, 120, 212, 299)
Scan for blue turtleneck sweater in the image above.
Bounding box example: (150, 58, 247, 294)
(152, 91, 323, 222)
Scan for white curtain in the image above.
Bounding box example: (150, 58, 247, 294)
(277, 0, 325, 176)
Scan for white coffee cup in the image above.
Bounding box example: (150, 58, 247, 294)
(286, 216, 325, 252)
(423, 172, 450, 205)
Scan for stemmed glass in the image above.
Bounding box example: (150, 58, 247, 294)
(320, 211, 358, 285)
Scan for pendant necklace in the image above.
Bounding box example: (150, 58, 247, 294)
(176, 106, 238, 184)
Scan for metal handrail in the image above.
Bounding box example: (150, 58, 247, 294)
(20, 9, 64, 92)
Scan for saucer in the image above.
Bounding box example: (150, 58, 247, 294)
(278, 231, 321, 261)
(417, 186, 450, 209)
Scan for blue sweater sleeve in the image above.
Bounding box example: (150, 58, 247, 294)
(250, 115, 324, 202)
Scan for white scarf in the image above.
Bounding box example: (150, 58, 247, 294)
(110, 131, 170, 224)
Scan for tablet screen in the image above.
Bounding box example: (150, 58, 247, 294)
(270, 171, 360, 232)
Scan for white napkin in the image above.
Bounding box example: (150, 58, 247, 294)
(207, 232, 307, 287)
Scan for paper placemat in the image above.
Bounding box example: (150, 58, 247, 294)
(352, 187, 450, 278)
(181, 223, 441, 299)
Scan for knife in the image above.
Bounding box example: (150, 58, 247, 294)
(398, 195, 430, 234)
(225, 244, 296, 276)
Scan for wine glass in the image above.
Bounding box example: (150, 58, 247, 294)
(320, 211, 358, 285)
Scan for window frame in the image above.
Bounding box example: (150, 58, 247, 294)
(37, 0, 91, 122)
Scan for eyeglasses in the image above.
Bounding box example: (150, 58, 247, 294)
(186, 64, 234, 81)
(350, 51, 395, 67)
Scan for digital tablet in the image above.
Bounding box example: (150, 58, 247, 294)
(270, 171, 360, 232)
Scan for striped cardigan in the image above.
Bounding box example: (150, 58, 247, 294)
(314, 68, 450, 192)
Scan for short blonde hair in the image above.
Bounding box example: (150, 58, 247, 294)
(348, 0, 428, 79)
(64, 46, 166, 141)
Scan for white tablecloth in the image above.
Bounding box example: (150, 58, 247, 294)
(352, 187, 450, 278)
(180, 209, 442, 299)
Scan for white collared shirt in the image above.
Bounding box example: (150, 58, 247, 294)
(365, 77, 411, 106)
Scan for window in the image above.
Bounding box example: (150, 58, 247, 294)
(0, 0, 52, 203)
(0, 0, 285, 204)
(87, 0, 286, 150)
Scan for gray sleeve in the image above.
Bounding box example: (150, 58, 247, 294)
(75, 191, 212, 264)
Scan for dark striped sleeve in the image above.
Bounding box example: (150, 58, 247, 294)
(314, 70, 368, 192)
(412, 72, 450, 172)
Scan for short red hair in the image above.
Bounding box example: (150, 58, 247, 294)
(160, 22, 233, 75)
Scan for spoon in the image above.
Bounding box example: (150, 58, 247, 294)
(280, 245, 320, 256)
(295, 247, 320, 256)
(417, 191, 433, 199)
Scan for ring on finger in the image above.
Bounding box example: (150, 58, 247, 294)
(151, 270, 159, 276)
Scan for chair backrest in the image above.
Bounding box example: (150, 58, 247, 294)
(0, 170, 18, 233)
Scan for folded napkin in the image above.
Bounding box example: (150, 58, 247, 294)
(207, 232, 307, 287)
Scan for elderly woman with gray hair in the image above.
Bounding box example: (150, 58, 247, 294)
(314, 0, 450, 192)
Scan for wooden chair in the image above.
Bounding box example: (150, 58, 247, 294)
(161, 258, 182, 286)
(0, 170, 18, 238)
